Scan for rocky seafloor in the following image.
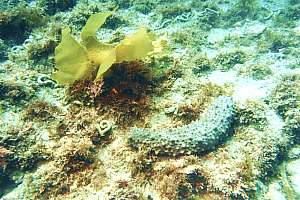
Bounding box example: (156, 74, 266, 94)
(0, 0, 300, 199)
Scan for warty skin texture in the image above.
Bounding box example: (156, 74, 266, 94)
(128, 96, 236, 156)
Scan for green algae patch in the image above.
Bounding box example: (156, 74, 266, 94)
(51, 12, 155, 85)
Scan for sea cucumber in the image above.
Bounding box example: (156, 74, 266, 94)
(128, 96, 236, 156)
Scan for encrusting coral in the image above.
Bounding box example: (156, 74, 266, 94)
(128, 96, 236, 156)
(51, 11, 155, 85)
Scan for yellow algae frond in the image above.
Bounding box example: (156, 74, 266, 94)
(52, 12, 155, 85)
(80, 12, 113, 43)
(116, 28, 154, 62)
(51, 28, 91, 85)
(80, 11, 115, 66)
(95, 48, 116, 80)
(95, 28, 154, 79)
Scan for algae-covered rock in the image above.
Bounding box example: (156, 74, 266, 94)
(0, 80, 31, 104)
(237, 100, 268, 130)
(0, 123, 50, 196)
(37, 0, 77, 15)
(271, 73, 300, 142)
(225, 0, 259, 24)
(257, 29, 298, 53)
(0, 39, 8, 60)
(128, 96, 236, 156)
(213, 49, 248, 71)
(238, 63, 273, 80)
(22, 137, 97, 200)
(0, 5, 45, 44)
(271, 73, 300, 118)
(192, 54, 213, 74)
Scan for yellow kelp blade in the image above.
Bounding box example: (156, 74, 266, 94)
(86, 39, 116, 66)
(80, 11, 116, 66)
(51, 28, 91, 85)
(116, 28, 154, 62)
(81, 12, 113, 43)
(95, 48, 116, 80)
(95, 28, 154, 80)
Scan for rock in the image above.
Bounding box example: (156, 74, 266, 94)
(286, 159, 300, 197)
(288, 145, 300, 159)
(244, 21, 266, 37)
(293, 26, 300, 36)
(265, 181, 287, 200)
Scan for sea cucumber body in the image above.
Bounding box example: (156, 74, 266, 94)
(128, 96, 236, 155)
